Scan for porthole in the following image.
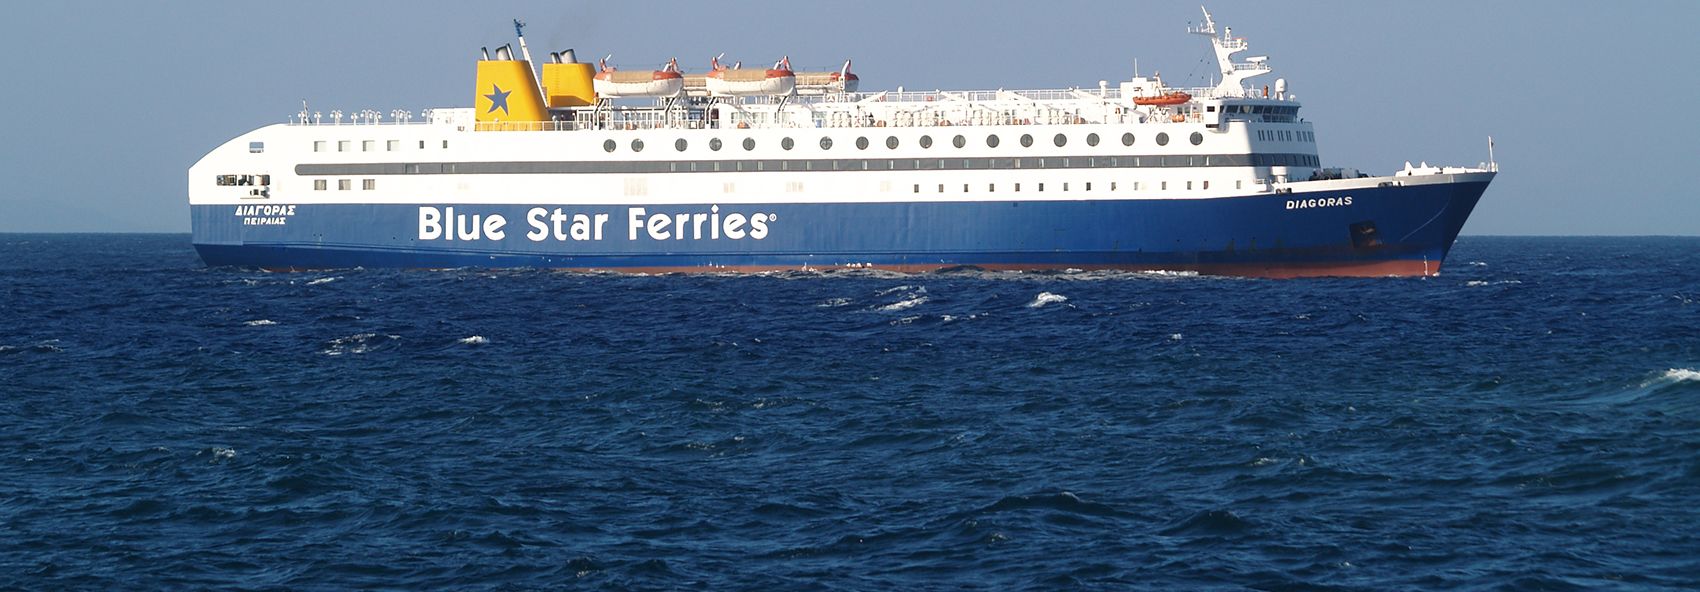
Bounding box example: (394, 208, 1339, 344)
(1019, 134, 1033, 147)
(631, 139, 645, 152)
(820, 137, 833, 150)
(1190, 132, 1203, 146)
(885, 136, 899, 149)
(920, 135, 933, 148)
(742, 138, 756, 151)
(856, 137, 870, 150)
(603, 139, 616, 153)
(675, 138, 688, 152)
(1156, 132, 1170, 146)
(952, 135, 966, 148)
(709, 138, 723, 151)
(1086, 133, 1100, 147)
(986, 135, 1000, 148)
(1121, 133, 1135, 146)
(1054, 133, 1067, 147)
(782, 137, 795, 151)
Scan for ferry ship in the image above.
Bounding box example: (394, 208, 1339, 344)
(190, 8, 1496, 278)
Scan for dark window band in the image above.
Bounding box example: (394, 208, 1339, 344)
(297, 153, 1320, 176)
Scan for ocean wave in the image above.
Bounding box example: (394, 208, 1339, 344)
(321, 333, 398, 356)
(878, 296, 927, 312)
(306, 276, 339, 285)
(458, 335, 489, 345)
(0, 340, 64, 355)
(816, 297, 853, 308)
(1027, 292, 1069, 308)
(1649, 368, 1700, 385)
(1465, 280, 1522, 287)
(243, 319, 278, 326)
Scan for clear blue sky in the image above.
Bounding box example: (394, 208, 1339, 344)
(1, 0, 1694, 234)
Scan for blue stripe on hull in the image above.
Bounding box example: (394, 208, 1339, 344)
(193, 181, 1488, 277)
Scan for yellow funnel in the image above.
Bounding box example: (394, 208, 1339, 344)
(543, 62, 596, 107)
(474, 60, 549, 129)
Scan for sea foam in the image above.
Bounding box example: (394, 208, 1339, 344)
(1027, 292, 1069, 308)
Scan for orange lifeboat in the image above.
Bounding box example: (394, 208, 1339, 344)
(592, 57, 685, 98)
(1134, 92, 1192, 106)
(706, 56, 797, 97)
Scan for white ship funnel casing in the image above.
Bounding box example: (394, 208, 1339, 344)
(560, 49, 579, 64)
(494, 44, 513, 61)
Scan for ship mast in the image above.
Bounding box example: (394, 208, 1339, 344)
(513, 19, 544, 93)
(1189, 6, 1271, 97)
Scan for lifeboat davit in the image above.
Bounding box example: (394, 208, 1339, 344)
(706, 56, 796, 97)
(1133, 92, 1192, 106)
(795, 59, 859, 94)
(592, 57, 685, 98)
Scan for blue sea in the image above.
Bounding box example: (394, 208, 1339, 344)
(2, 235, 1697, 590)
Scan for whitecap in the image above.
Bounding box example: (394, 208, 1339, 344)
(243, 319, 278, 326)
(875, 285, 915, 297)
(1169, 333, 1184, 341)
(816, 297, 853, 308)
(1466, 280, 1522, 287)
(1027, 292, 1069, 308)
(458, 335, 489, 345)
(879, 296, 927, 312)
(306, 276, 339, 285)
(1661, 368, 1700, 383)
(322, 333, 396, 356)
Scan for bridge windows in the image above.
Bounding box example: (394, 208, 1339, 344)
(249, 142, 264, 154)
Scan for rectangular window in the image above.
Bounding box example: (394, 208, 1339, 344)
(1014, 183, 1021, 192)
(988, 184, 995, 193)
(913, 184, 920, 193)
(313, 179, 327, 190)
(419, 140, 426, 149)
(387, 140, 399, 151)
(1063, 183, 1069, 191)
(1187, 181, 1193, 190)
(1110, 182, 1117, 191)
(938, 184, 945, 193)
(963, 184, 969, 193)
(1085, 182, 1092, 191)
(362, 140, 375, 152)
(1161, 181, 1168, 190)
(337, 141, 350, 152)
(313, 141, 326, 152)
(249, 141, 264, 154)
(442, 140, 449, 149)
(1203, 180, 1210, 190)
(1236, 180, 1243, 189)
(338, 179, 351, 191)
(1038, 183, 1045, 192)
(362, 179, 376, 190)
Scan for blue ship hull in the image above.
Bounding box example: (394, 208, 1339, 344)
(192, 178, 1489, 277)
